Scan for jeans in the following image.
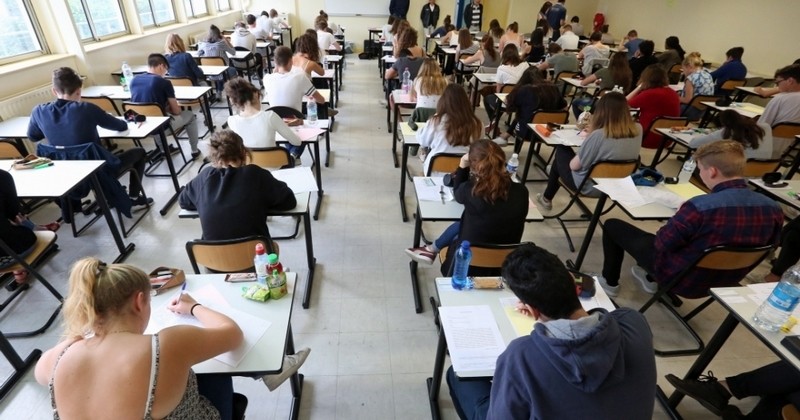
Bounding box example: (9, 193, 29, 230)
(772, 217, 800, 277)
(601, 218, 657, 286)
(681, 103, 704, 122)
(727, 361, 800, 419)
(196, 374, 234, 420)
(543, 146, 577, 200)
(117, 147, 146, 197)
(484, 94, 500, 125)
(169, 110, 200, 152)
(446, 366, 490, 420)
(433, 222, 461, 252)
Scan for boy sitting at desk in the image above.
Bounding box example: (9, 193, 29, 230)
(27, 67, 152, 208)
(758, 64, 800, 158)
(446, 243, 657, 419)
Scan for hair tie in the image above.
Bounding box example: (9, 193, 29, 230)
(96, 261, 107, 278)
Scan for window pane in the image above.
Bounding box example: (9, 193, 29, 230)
(85, 0, 126, 37)
(151, 0, 175, 25)
(0, 0, 44, 59)
(216, 0, 229, 11)
(184, 0, 207, 17)
(67, 0, 92, 40)
(134, 0, 154, 26)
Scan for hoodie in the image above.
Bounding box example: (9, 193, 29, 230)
(487, 308, 656, 419)
(230, 27, 256, 53)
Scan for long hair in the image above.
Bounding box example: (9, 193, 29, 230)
(507, 22, 519, 33)
(396, 27, 419, 54)
(432, 84, 482, 147)
(530, 28, 544, 48)
(224, 78, 260, 111)
(590, 92, 639, 138)
(206, 25, 223, 42)
(481, 34, 497, 61)
(507, 67, 544, 109)
(208, 129, 252, 167)
(608, 52, 633, 93)
(63, 258, 150, 339)
(665, 36, 685, 60)
(536, 18, 550, 36)
(416, 58, 447, 97)
(500, 44, 521, 66)
(295, 34, 321, 63)
(539, 1, 552, 15)
(718, 109, 765, 150)
(164, 33, 187, 54)
(639, 65, 669, 90)
(469, 139, 511, 203)
(489, 19, 504, 40)
(457, 28, 472, 50)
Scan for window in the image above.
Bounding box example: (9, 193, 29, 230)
(216, 0, 230, 11)
(183, 0, 207, 18)
(135, 0, 176, 27)
(0, 0, 46, 62)
(68, 0, 127, 41)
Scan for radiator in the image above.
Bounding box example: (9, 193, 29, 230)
(0, 84, 52, 153)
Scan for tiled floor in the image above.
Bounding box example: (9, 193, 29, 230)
(0, 59, 779, 419)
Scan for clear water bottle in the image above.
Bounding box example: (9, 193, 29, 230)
(506, 153, 519, 182)
(254, 243, 269, 285)
(121, 61, 134, 92)
(402, 67, 411, 94)
(678, 156, 696, 184)
(307, 100, 318, 126)
(753, 265, 800, 331)
(452, 240, 473, 290)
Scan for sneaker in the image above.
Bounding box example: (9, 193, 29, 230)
(536, 193, 552, 211)
(190, 150, 201, 160)
(594, 274, 619, 298)
(631, 265, 657, 294)
(405, 246, 435, 264)
(327, 108, 339, 117)
(665, 372, 731, 416)
(130, 195, 154, 208)
(262, 347, 310, 391)
(492, 136, 508, 146)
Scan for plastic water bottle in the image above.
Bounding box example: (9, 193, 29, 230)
(678, 157, 696, 184)
(612, 84, 624, 94)
(402, 67, 411, 94)
(307, 100, 318, 126)
(254, 243, 269, 285)
(753, 265, 800, 331)
(121, 61, 134, 92)
(451, 241, 473, 290)
(506, 153, 519, 182)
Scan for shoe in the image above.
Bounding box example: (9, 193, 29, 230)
(665, 372, 731, 416)
(327, 109, 339, 117)
(262, 347, 310, 391)
(405, 246, 435, 264)
(6, 270, 30, 292)
(166, 144, 180, 155)
(130, 195, 154, 208)
(631, 265, 657, 294)
(594, 274, 619, 298)
(190, 150, 201, 160)
(492, 136, 508, 146)
(536, 193, 552, 211)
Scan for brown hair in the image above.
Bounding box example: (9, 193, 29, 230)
(457, 28, 472, 50)
(639, 65, 669, 89)
(469, 139, 511, 203)
(274, 45, 292, 67)
(396, 27, 419, 55)
(489, 19, 504, 39)
(694, 140, 745, 178)
(208, 129, 251, 167)
(432, 84, 482, 148)
(481, 34, 497, 61)
(717, 109, 765, 150)
(500, 44, 521, 66)
(507, 22, 519, 33)
(52, 67, 82, 95)
(416, 58, 447, 97)
(391, 19, 409, 35)
(295, 34, 321, 63)
(164, 33, 187, 54)
(224, 78, 260, 110)
(607, 52, 633, 93)
(590, 92, 639, 138)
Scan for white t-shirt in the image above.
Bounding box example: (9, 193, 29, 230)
(495, 62, 530, 86)
(227, 110, 302, 148)
(418, 115, 470, 175)
(555, 31, 580, 50)
(413, 78, 441, 109)
(317, 30, 339, 54)
(248, 26, 270, 41)
(263, 71, 316, 111)
(257, 15, 274, 34)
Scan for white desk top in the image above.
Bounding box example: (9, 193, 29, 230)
(655, 127, 713, 149)
(563, 77, 598, 89)
(0, 115, 170, 139)
(472, 73, 496, 83)
(6, 160, 104, 198)
(147, 273, 296, 375)
(325, 55, 343, 63)
(0, 116, 32, 138)
(399, 122, 425, 145)
(261, 90, 330, 104)
(748, 179, 800, 211)
(198, 65, 229, 76)
(391, 90, 415, 105)
(735, 86, 774, 98)
(188, 50, 251, 60)
(381, 56, 397, 64)
(312, 69, 335, 79)
(83, 85, 212, 101)
(596, 179, 706, 220)
(670, 82, 685, 92)
(701, 101, 765, 119)
(529, 124, 585, 147)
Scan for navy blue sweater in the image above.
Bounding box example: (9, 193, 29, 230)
(167, 52, 204, 86)
(28, 99, 128, 146)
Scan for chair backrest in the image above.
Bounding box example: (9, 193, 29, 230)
(499, 84, 515, 94)
(200, 56, 226, 66)
(668, 64, 683, 82)
(694, 245, 773, 272)
(772, 122, 800, 139)
(647, 116, 688, 135)
(427, 152, 464, 176)
(267, 106, 305, 120)
(530, 110, 569, 125)
(185, 235, 279, 274)
(82, 96, 121, 116)
(782, 403, 800, 420)
(743, 77, 764, 88)
(720, 79, 746, 91)
(249, 147, 293, 169)
(166, 76, 194, 87)
(122, 102, 166, 117)
(587, 159, 640, 179)
(0, 140, 23, 159)
(438, 242, 525, 271)
(685, 95, 721, 116)
(743, 159, 781, 178)
(555, 71, 580, 81)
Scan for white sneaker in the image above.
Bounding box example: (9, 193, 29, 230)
(631, 265, 657, 294)
(594, 274, 619, 298)
(492, 136, 508, 146)
(536, 193, 552, 211)
(262, 347, 310, 391)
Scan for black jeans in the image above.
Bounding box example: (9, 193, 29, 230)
(116, 147, 147, 197)
(543, 145, 578, 200)
(727, 361, 800, 419)
(772, 217, 800, 277)
(601, 218, 657, 286)
(484, 94, 500, 123)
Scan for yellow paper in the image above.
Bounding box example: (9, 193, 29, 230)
(401, 122, 426, 136)
(503, 306, 536, 337)
(664, 183, 704, 201)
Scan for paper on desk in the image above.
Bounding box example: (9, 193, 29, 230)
(271, 167, 319, 193)
(664, 184, 704, 201)
(593, 177, 652, 208)
(550, 129, 584, 146)
(413, 177, 454, 202)
(439, 305, 506, 373)
(401, 122, 426, 137)
(637, 185, 684, 209)
(499, 296, 536, 337)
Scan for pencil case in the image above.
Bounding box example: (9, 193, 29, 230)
(13, 155, 52, 170)
(149, 266, 186, 296)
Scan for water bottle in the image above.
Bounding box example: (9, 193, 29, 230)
(254, 243, 269, 285)
(402, 67, 411, 94)
(451, 240, 473, 290)
(753, 265, 800, 331)
(307, 100, 318, 126)
(506, 153, 519, 182)
(121, 61, 134, 92)
(678, 157, 696, 184)
(612, 84, 624, 94)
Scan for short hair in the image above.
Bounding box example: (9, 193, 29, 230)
(601, 24, 609, 33)
(246, 14, 256, 25)
(148, 53, 169, 70)
(571, 16, 580, 23)
(589, 31, 602, 42)
(208, 129, 251, 167)
(548, 43, 562, 54)
(693, 140, 745, 178)
(638, 39, 655, 56)
(501, 243, 582, 320)
(726, 47, 744, 61)
(775, 64, 800, 82)
(561, 24, 572, 31)
(628, 29, 638, 37)
(260, 10, 268, 16)
(639, 64, 668, 89)
(52, 67, 82, 95)
(274, 46, 293, 67)
(234, 20, 245, 29)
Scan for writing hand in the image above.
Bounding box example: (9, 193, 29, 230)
(515, 302, 534, 318)
(167, 293, 198, 315)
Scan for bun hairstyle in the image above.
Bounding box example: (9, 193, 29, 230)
(224, 78, 259, 110)
(63, 258, 150, 339)
(208, 129, 251, 167)
(469, 139, 511, 203)
(682, 52, 703, 68)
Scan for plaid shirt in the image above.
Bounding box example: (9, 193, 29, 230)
(654, 179, 783, 298)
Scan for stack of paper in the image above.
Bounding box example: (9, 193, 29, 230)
(593, 177, 652, 208)
(413, 177, 454, 202)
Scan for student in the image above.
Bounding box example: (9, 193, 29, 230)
(626, 65, 680, 148)
(689, 109, 773, 160)
(270, 9, 289, 31)
(483, 45, 530, 132)
(757, 64, 800, 156)
(597, 141, 783, 297)
(420, 0, 439, 35)
(0, 169, 41, 290)
(679, 52, 714, 120)
(316, 10, 340, 35)
(523, 28, 547, 63)
(463, 0, 483, 32)
(263, 46, 335, 117)
(315, 20, 341, 54)
(538, 43, 579, 80)
(28, 67, 153, 203)
(657, 35, 686, 71)
(164, 33, 204, 86)
(390, 18, 411, 47)
(245, 14, 270, 40)
(130, 53, 202, 158)
(554, 24, 579, 50)
(577, 31, 611, 75)
(570, 15, 584, 37)
(430, 15, 451, 38)
(710, 47, 747, 95)
(292, 34, 325, 79)
(385, 48, 423, 80)
(256, 10, 274, 35)
(599, 24, 614, 45)
(447, 243, 657, 420)
(546, 0, 567, 41)
(197, 25, 238, 92)
(492, 67, 566, 146)
(487, 19, 504, 44)
(537, 92, 642, 210)
(410, 57, 447, 110)
(572, 52, 632, 118)
(754, 59, 800, 97)
(498, 22, 524, 52)
(622, 29, 642, 60)
(535, 18, 551, 41)
(460, 34, 501, 70)
(440, 24, 460, 47)
(405, 139, 528, 276)
(179, 130, 296, 241)
(445, 28, 478, 75)
(381, 15, 396, 43)
(229, 21, 264, 81)
(224, 78, 303, 158)
(393, 26, 424, 58)
(416, 84, 482, 175)
(628, 39, 658, 86)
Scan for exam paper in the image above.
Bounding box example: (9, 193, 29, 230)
(593, 177, 652, 208)
(499, 297, 536, 337)
(550, 128, 584, 146)
(413, 177, 454, 202)
(439, 305, 506, 373)
(272, 167, 319, 193)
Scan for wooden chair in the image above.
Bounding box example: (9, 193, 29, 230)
(81, 95, 122, 116)
(555, 70, 581, 97)
(516, 110, 570, 183)
(0, 140, 23, 159)
(775, 122, 800, 178)
(782, 404, 800, 420)
(744, 158, 781, 178)
(454, 53, 476, 85)
(121, 101, 190, 176)
(230, 47, 261, 84)
(186, 235, 279, 274)
(249, 146, 294, 169)
(639, 244, 773, 357)
(166, 77, 210, 138)
(719, 79, 746, 99)
(646, 116, 689, 168)
(199, 56, 227, 67)
(683, 94, 721, 123)
(427, 152, 464, 176)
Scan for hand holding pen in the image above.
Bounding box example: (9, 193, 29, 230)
(167, 283, 198, 315)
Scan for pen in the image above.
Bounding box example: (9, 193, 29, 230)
(34, 162, 54, 169)
(180, 282, 187, 294)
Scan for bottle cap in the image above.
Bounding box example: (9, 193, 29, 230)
(268, 253, 279, 263)
(511, 153, 518, 159)
(255, 243, 265, 255)
(461, 240, 470, 249)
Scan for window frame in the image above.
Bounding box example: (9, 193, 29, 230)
(0, 0, 48, 65)
(183, 0, 209, 19)
(136, 0, 178, 29)
(69, 0, 129, 43)
(215, 0, 230, 12)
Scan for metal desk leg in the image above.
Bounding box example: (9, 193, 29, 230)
(324, 130, 331, 168)
(392, 102, 400, 167)
(649, 135, 669, 169)
(0, 336, 41, 400)
(426, 328, 447, 420)
(313, 141, 323, 220)
(156, 128, 183, 216)
(472, 80, 481, 108)
(286, 325, 304, 420)
(90, 174, 135, 263)
(410, 206, 423, 313)
(301, 210, 316, 309)
(568, 195, 607, 271)
(201, 92, 215, 133)
(399, 143, 410, 222)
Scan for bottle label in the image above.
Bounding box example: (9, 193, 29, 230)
(767, 286, 800, 312)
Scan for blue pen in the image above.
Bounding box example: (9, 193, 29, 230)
(180, 282, 187, 294)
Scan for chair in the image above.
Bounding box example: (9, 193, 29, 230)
(639, 244, 773, 357)
(266, 105, 318, 165)
(773, 122, 800, 178)
(122, 101, 191, 177)
(186, 235, 280, 274)
(81, 95, 122, 116)
(683, 95, 721, 123)
(645, 116, 689, 168)
(166, 77, 211, 139)
(719, 79, 746, 100)
(0, 140, 23, 159)
(488, 84, 518, 138)
(782, 404, 800, 420)
(199, 56, 227, 67)
(548, 159, 640, 251)
(249, 147, 302, 240)
(585, 57, 609, 75)
(454, 54, 476, 85)
(230, 47, 261, 84)
(743, 158, 781, 178)
(516, 110, 570, 183)
(427, 152, 464, 176)
(555, 71, 581, 97)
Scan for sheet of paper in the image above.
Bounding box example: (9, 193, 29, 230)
(664, 183, 704, 201)
(413, 177, 454, 202)
(638, 185, 684, 209)
(550, 129, 584, 146)
(499, 296, 536, 337)
(401, 122, 426, 137)
(593, 177, 652, 208)
(272, 167, 319, 193)
(436, 278, 456, 292)
(439, 305, 506, 373)
(721, 296, 748, 304)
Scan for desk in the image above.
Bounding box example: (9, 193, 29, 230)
(187, 50, 252, 60)
(8, 160, 134, 263)
(748, 179, 800, 211)
(277, 127, 327, 219)
(661, 287, 800, 418)
(649, 127, 711, 170)
(426, 276, 616, 419)
(390, 90, 416, 167)
(408, 177, 544, 312)
(148, 273, 303, 419)
(368, 27, 382, 43)
(312, 69, 338, 108)
(470, 73, 495, 108)
(699, 101, 765, 127)
(324, 55, 344, 91)
(397, 122, 425, 222)
(522, 124, 585, 183)
(734, 86, 775, 102)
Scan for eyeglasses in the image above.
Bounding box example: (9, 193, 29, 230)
(776, 78, 787, 85)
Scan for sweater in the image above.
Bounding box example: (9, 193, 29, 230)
(166, 52, 204, 86)
(28, 99, 128, 146)
(628, 87, 681, 148)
